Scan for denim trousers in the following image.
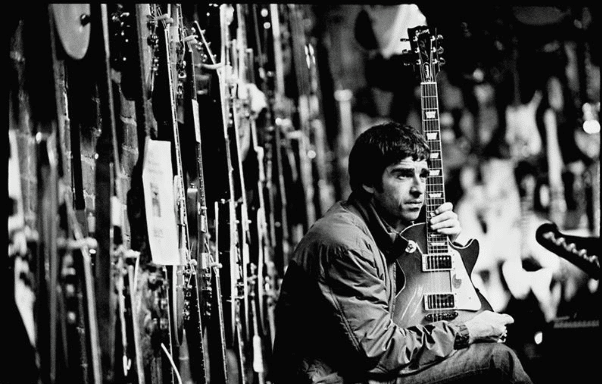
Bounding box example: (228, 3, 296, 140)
(272, 342, 534, 384)
(391, 342, 533, 384)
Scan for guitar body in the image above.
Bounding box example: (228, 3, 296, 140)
(394, 223, 491, 326)
(505, 91, 543, 162)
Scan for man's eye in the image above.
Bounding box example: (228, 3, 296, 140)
(420, 171, 429, 179)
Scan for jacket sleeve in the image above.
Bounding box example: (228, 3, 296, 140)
(319, 244, 461, 376)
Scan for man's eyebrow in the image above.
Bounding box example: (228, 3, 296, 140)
(390, 165, 414, 171)
(389, 165, 429, 175)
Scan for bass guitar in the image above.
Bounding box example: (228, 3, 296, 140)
(393, 26, 492, 327)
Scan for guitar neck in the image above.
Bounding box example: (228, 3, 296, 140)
(421, 81, 448, 250)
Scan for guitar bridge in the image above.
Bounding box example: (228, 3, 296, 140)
(425, 311, 458, 322)
(422, 254, 452, 271)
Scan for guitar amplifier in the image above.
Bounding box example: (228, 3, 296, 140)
(541, 317, 600, 382)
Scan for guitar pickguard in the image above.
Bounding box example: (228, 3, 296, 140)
(449, 247, 482, 311)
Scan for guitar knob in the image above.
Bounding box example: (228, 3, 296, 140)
(80, 13, 91, 26)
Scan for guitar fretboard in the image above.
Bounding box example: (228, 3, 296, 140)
(421, 81, 447, 255)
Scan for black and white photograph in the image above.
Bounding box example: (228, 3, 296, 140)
(7, 4, 600, 384)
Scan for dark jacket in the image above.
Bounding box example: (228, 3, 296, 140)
(269, 192, 463, 384)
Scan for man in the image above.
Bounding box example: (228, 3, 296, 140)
(270, 122, 533, 383)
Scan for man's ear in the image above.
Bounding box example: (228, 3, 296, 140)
(362, 184, 375, 194)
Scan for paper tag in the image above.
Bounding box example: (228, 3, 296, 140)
(142, 138, 181, 265)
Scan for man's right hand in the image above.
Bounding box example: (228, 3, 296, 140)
(464, 310, 514, 344)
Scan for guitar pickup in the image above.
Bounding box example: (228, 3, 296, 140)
(424, 293, 455, 310)
(422, 254, 452, 271)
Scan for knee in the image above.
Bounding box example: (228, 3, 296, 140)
(488, 343, 519, 368)
(487, 343, 531, 383)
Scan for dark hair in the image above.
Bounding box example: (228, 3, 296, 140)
(348, 122, 430, 192)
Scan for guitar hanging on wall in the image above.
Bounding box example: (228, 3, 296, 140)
(393, 26, 492, 327)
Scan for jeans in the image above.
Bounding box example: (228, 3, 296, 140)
(272, 342, 533, 384)
(392, 342, 533, 384)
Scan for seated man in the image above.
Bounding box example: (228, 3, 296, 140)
(270, 122, 533, 384)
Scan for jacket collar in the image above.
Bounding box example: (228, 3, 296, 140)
(347, 192, 409, 262)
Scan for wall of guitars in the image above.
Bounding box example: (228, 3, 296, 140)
(7, 4, 600, 384)
(8, 4, 337, 384)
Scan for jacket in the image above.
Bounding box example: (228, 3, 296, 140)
(269, 192, 465, 384)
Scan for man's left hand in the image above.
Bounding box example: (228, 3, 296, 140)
(429, 202, 461, 242)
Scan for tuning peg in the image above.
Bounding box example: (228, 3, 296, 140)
(147, 33, 159, 47)
(437, 47, 444, 55)
(156, 13, 173, 24)
(439, 58, 446, 66)
(183, 35, 197, 44)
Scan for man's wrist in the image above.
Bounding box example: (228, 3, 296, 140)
(453, 323, 470, 349)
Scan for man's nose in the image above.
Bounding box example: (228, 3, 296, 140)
(410, 186, 423, 196)
(410, 176, 425, 194)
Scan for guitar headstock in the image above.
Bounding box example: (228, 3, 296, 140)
(536, 222, 600, 279)
(402, 26, 445, 82)
(193, 21, 219, 67)
(189, 21, 220, 98)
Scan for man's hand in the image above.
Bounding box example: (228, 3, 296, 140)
(429, 202, 462, 242)
(464, 310, 514, 344)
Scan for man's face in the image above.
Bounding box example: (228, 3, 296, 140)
(367, 156, 428, 231)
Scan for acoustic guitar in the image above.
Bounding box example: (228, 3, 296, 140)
(393, 26, 492, 326)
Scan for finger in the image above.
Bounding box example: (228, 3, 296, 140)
(436, 227, 461, 238)
(434, 202, 453, 214)
(430, 211, 457, 225)
(431, 219, 461, 235)
(501, 314, 515, 324)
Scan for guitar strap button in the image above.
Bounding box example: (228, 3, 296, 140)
(405, 240, 417, 253)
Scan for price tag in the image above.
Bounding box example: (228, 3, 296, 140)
(142, 138, 181, 265)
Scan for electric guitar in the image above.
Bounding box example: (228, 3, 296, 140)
(393, 26, 492, 327)
(536, 222, 600, 280)
(504, 25, 542, 164)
